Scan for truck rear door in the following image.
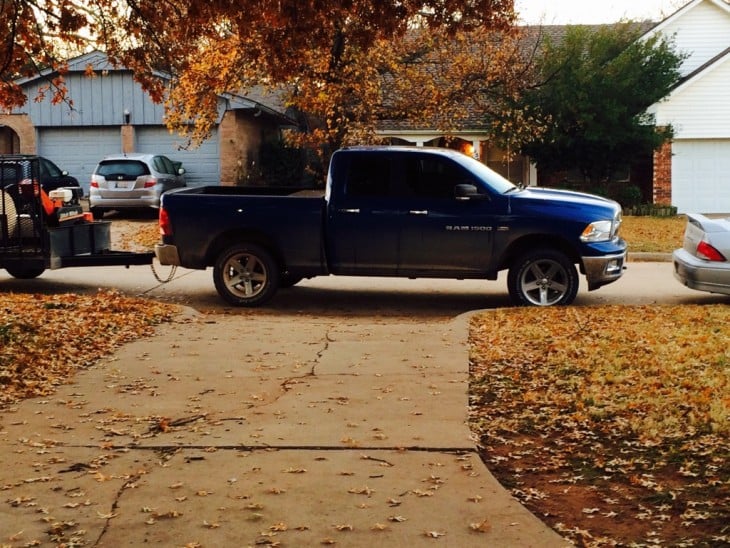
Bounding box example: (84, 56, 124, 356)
(326, 152, 401, 274)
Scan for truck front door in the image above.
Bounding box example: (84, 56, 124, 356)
(397, 154, 495, 276)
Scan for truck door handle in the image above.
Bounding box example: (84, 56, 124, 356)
(409, 210, 429, 215)
(338, 208, 360, 214)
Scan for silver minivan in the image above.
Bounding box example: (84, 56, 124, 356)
(89, 153, 186, 219)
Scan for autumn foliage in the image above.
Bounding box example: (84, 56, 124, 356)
(2, 1, 514, 141)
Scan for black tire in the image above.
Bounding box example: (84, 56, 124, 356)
(507, 249, 579, 306)
(90, 207, 104, 220)
(213, 243, 280, 306)
(5, 263, 46, 279)
(279, 273, 303, 289)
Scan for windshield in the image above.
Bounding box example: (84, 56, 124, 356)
(451, 152, 518, 194)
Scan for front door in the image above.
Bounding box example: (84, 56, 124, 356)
(398, 154, 495, 275)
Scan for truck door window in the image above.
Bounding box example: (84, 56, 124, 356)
(344, 155, 391, 198)
(405, 156, 472, 199)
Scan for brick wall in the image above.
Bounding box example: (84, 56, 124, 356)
(0, 114, 36, 153)
(121, 125, 136, 153)
(652, 139, 672, 205)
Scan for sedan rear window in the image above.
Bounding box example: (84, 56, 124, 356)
(97, 160, 150, 180)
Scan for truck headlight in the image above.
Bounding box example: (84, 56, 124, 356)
(580, 220, 613, 243)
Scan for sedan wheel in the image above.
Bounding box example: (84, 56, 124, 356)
(508, 249, 578, 306)
(213, 243, 279, 306)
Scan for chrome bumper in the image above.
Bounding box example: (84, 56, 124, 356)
(154, 243, 181, 266)
(583, 252, 626, 290)
(673, 249, 730, 296)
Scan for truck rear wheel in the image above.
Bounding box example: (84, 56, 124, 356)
(4, 263, 46, 279)
(507, 249, 578, 306)
(213, 243, 280, 306)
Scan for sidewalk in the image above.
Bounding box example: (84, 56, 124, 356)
(0, 310, 567, 547)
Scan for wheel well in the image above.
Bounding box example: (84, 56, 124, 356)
(206, 230, 285, 270)
(499, 235, 581, 271)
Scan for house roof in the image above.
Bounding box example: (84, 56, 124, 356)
(639, 0, 730, 41)
(14, 50, 296, 124)
(644, 0, 730, 111)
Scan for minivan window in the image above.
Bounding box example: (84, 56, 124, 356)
(97, 160, 149, 179)
(153, 156, 175, 175)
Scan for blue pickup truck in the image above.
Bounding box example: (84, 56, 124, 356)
(155, 146, 626, 306)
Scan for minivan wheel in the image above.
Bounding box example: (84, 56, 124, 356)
(213, 243, 280, 306)
(507, 249, 579, 306)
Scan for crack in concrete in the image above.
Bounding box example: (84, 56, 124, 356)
(61, 443, 478, 454)
(279, 328, 332, 394)
(92, 471, 144, 547)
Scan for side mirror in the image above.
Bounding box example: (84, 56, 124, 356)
(455, 183, 487, 201)
(178, 168, 186, 175)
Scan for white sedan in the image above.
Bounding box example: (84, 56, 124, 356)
(673, 214, 730, 296)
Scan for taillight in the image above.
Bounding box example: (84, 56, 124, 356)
(159, 207, 172, 237)
(90, 181, 99, 188)
(144, 177, 158, 188)
(19, 178, 40, 198)
(697, 240, 726, 262)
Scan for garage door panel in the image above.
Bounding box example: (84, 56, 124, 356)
(38, 128, 120, 194)
(136, 128, 219, 187)
(672, 140, 730, 214)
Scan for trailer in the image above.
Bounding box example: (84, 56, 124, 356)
(1, 155, 153, 278)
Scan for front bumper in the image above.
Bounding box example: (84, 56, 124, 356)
(582, 252, 627, 290)
(154, 243, 181, 266)
(673, 248, 730, 295)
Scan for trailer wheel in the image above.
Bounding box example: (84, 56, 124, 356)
(213, 243, 280, 306)
(507, 249, 578, 306)
(5, 264, 46, 279)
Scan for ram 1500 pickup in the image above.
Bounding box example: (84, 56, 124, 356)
(155, 146, 627, 307)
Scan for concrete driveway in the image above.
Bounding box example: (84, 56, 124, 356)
(0, 261, 726, 547)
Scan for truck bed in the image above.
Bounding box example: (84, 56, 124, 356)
(159, 186, 326, 273)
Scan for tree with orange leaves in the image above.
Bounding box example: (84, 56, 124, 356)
(2, 1, 515, 132)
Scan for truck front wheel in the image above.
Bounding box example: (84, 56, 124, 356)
(213, 243, 280, 306)
(507, 249, 578, 306)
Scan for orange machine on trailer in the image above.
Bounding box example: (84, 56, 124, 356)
(1, 155, 153, 279)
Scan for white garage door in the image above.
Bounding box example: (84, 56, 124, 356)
(136, 128, 220, 188)
(672, 139, 730, 214)
(38, 127, 121, 194)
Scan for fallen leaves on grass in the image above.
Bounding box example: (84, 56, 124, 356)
(621, 215, 686, 253)
(111, 221, 159, 252)
(0, 290, 177, 406)
(469, 305, 730, 547)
